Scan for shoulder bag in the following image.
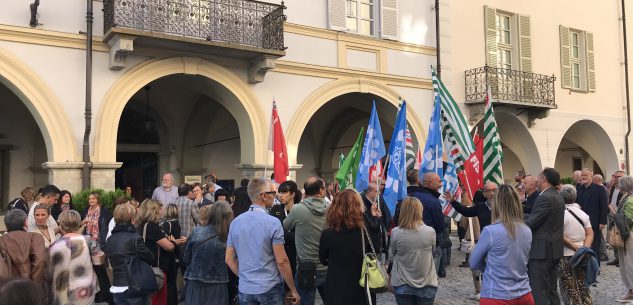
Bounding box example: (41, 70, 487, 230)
(143, 223, 165, 290)
(127, 235, 160, 294)
(359, 226, 389, 300)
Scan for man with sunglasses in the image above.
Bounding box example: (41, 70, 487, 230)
(226, 178, 300, 305)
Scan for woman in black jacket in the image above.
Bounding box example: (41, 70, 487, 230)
(107, 202, 155, 305)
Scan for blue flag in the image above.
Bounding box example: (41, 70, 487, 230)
(419, 95, 443, 181)
(384, 101, 408, 215)
(356, 101, 386, 192)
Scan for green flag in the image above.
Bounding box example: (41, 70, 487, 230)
(483, 87, 504, 185)
(335, 127, 365, 190)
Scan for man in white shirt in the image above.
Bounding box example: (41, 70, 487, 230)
(28, 184, 60, 233)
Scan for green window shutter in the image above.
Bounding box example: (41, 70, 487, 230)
(559, 25, 571, 89)
(381, 0, 398, 40)
(329, 0, 346, 31)
(586, 31, 596, 92)
(484, 5, 498, 67)
(518, 15, 532, 73)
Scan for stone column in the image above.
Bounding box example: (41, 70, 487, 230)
(42, 162, 84, 193)
(91, 162, 123, 191)
(235, 164, 303, 182)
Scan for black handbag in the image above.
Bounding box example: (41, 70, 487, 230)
(126, 236, 159, 295)
(296, 261, 316, 288)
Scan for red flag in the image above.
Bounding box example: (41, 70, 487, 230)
(271, 102, 289, 184)
(459, 134, 484, 200)
(369, 159, 385, 183)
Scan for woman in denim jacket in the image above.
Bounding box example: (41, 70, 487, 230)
(184, 200, 234, 305)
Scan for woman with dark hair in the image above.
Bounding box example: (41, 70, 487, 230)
(80, 192, 114, 305)
(184, 202, 234, 305)
(192, 183, 212, 208)
(230, 188, 252, 218)
(470, 184, 534, 305)
(214, 188, 231, 203)
(51, 190, 74, 221)
(319, 189, 371, 305)
(270, 180, 300, 290)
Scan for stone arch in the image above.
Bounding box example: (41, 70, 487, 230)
(472, 111, 543, 177)
(554, 119, 619, 176)
(93, 57, 267, 165)
(0, 48, 77, 162)
(286, 79, 426, 164)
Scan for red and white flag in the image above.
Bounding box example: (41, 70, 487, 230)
(270, 102, 289, 184)
(415, 146, 422, 170)
(369, 159, 385, 183)
(458, 133, 484, 201)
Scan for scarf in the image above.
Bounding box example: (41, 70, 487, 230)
(86, 206, 101, 242)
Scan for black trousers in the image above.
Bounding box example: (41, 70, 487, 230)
(528, 258, 561, 305)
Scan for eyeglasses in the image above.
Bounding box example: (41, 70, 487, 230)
(261, 191, 277, 196)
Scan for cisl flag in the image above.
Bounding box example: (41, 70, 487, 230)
(270, 102, 289, 184)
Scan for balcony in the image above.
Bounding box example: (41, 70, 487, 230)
(103, 0, 286, 83)
(464, 66, 557, 126)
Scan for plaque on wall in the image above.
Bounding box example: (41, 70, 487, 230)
(184, 175, 202, 184)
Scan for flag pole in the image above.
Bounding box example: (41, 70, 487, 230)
(461, 170, 477, 250)
(265, 100, 274, 179)
(375, 159, 387, 212)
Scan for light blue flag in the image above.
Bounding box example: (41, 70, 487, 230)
(356, 101, 386, 192)
(419, 95, 444, 181)
(383, 101, 408, 215)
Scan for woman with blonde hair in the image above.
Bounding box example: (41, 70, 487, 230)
(107, 203, 155, 305)
(29, 204, 59, 248)
(136, 200, 179, 305)
(388, 196, 438, 305)
(184, 201, 234, 305)
(319, 189, 370, 305)
(470, 184, 534, 305)
(47, 210, 99, 305)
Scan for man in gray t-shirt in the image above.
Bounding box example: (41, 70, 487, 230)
(152, 173, 178, 206)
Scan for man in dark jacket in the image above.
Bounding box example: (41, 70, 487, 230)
(525, 167, 565, 305)
(409, 172, 445, 275)
(576, 168, 609, 260)
(445, 181, 497, 231)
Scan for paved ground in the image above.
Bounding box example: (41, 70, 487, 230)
(317, 235, 626, 305)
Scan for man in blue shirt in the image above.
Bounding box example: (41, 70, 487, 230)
(225, 178, 300, 305)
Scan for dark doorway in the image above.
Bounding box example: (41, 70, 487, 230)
(116, 152, 158, 201)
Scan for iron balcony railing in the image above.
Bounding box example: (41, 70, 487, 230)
(465, 65, 557, 108)
(103, 0, 286, 51)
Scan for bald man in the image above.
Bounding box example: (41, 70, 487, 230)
(523, 175, 539, 214)
(409, 172, 446, 275)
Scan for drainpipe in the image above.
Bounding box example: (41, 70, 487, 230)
(82, 0, 93, 190)
(435, 0, 441, 78)
(623, 0, 631, 174)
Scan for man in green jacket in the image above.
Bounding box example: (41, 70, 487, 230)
(283, 177, 329, 305)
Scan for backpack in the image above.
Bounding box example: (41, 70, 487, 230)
(7, 198, 23, 211)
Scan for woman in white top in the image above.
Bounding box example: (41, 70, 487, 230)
(28, 204, 59, 248)
(558, 184, 594, 305)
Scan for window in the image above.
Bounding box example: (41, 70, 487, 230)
(330, 0, 398, 40)
(559, 26, 594, 91)
(485, 7, 531, 72)
(346, 0, 375, 36)
(496, 13, 513, 70)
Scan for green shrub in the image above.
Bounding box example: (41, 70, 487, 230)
(73, 188, 128, 213)
(560, 177, 575, 185)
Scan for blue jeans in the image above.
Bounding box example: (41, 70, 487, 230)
(238, 282, 285, 305)
(433, 245, 443, 274)
(113, 290, 148, 305)
(394, 286, 437, 305)
(294, 269, 327, 305)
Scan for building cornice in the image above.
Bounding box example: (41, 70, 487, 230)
(0, 24, 109, 52)
(284, 22, 437, 56)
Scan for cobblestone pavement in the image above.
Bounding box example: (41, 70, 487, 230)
(317, 236, 626, 305)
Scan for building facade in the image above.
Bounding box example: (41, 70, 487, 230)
(0, 0, 628, 206)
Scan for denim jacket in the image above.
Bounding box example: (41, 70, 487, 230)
(183, 225, 228, 284)
(570, 246, 600, 287)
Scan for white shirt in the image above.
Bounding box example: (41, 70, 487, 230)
(28, 202, 58, 233)
(563, 203, 592, 257)
(611, 188, 621, 209)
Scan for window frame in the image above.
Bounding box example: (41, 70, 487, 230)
(345, 0, 379, 37)
(495, 11, 515, 71)
(568, 29, 586, 91)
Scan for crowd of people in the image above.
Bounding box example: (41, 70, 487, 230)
(0, 166, 632, 305)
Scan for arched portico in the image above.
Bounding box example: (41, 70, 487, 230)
(286, 79, 427, 166)
(0, 48, 77, 162)
(554, 119, 619, 177)
(93, 57, 268, 166)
